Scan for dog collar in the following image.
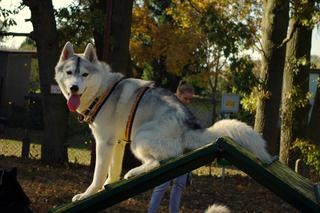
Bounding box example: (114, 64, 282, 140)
(78, 77, 126, 123)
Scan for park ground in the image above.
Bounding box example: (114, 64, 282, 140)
(1, 156, 301, 213)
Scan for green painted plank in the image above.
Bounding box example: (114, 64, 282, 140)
(49, 142, 220, 213)
(217, 137, 320, 213)
(50, 136, 320, 213)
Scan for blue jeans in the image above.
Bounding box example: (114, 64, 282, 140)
(148, 174, 187, 213)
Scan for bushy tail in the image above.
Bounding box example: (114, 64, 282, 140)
(205, 204, 231, 213)
(185, 119, 272, 162)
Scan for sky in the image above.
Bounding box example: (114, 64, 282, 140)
(1, 0, 320, 57)
(0, 0, 73, 47)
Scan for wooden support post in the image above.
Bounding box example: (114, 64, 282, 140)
(21, 134, 30, 159)
(295, 159, 309, 178)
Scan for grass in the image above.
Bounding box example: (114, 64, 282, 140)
(67, 147, 91, 165)
(0, 137, 243, 178)
(0, 139, 91, 165)
(0, 127, 244, 176)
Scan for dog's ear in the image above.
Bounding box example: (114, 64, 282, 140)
(83, 43, 97, 63)
(59, 42, 74, 62)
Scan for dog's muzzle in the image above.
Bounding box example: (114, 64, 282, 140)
(70, 85, 79, 95)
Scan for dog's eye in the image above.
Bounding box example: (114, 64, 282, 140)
(66, 71, 72, 75)
(82, 73, 89, 77)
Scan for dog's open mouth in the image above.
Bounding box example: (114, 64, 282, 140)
(66, 88, 87, 112)
(67, 94, 80, 112)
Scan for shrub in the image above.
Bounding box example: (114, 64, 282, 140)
(293, 139, 320, 173)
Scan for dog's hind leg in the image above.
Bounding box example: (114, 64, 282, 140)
(123, 126, 182, 179)
(123, 158, 160, 179)
(72, 142, 114, 202)
(104, 140, 127, 185)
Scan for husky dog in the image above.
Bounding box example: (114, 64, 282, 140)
(55, 42, 271, 202)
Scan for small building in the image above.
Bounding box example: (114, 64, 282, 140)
(0, 49, 36, 107)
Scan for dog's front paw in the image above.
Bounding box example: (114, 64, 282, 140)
(72, 186, 100, 202)
(72, 193, 88, 202)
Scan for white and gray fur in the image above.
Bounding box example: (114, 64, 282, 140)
(205, 204, 231, 213)
(55, 42, 272, 202)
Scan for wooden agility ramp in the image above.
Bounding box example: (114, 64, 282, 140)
(49, 137, 320, 213)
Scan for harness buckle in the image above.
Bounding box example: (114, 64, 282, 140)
(78, 114, 85, 123)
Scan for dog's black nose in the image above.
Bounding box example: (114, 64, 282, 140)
(70, 85, 79, 92)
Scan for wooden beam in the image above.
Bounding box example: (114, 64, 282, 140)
(49, 142, 220, 213)
(217, 137, 320, 213)
(50, 137, 320, 213)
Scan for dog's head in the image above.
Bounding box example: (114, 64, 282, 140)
(55, 42, 106, 112)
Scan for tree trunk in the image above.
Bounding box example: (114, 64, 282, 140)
(90, 0, 105, 60)
(279, 1, 314, 165)
(91, 0, 133, 76)
(211, 71, 219, 123)
(254, 0, 289, 155)
(107, 0, 134, 76)
(24, 0, 68, 164)
(90, 0, 137, 171)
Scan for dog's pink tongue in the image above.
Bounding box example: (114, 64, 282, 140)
(67, 95, 80, 112)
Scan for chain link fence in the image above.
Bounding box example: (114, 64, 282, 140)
(0, 132, 92, 166)
(188, 96, 215, 127)
(0, 96, 214, 166)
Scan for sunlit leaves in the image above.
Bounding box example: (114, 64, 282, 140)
(130, 0, 261, 90)
(55, 1, 95, 50)
(130, 1, 202, 76)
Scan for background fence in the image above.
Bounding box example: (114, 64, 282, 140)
(0, 96, 215, 166)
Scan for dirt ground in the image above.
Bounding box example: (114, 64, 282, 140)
(1, 156, 300, 213)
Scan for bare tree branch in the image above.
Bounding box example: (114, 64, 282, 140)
(0, 31, 32, 38)
(278, 20, 297, 48)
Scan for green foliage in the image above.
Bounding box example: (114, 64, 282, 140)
(240, 91, 258, 114)
(291, 0, 319, 27)
(225, 56, 257, 94)
(221, 56, 258, 114)
(283, 55, 312, 111)
(0, 2, 23, 29)
(200, 6, 254, 58)
(293, 139, 320, 173)
(55, 1, 95, 49)
(132, 0, 261, 95)
(283, 87, 312, 110)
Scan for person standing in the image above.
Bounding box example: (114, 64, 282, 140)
(148, 80, 194, 213)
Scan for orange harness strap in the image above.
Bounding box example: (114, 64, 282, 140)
(124, 82, 154, 142)
(78, 78, 153, 143)
(78, 77, 126, 124)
